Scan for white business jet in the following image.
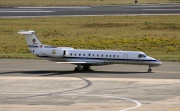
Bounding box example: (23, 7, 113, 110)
(17, 30, 162, 72)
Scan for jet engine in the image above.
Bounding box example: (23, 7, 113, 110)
(41, 48, 64, 58)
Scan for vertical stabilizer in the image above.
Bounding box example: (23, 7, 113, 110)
(17, 30, 43, 50)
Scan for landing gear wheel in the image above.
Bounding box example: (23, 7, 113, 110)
(83, 66, 90, 71)
(148, 69, 152, 72)
(74, 67, 79, 72)
(74, 65, 83, 72)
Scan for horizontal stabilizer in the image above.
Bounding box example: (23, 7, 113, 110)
(17, 30, 35, 35)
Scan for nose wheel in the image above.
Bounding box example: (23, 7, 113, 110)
(148, 68, 152, 72)
(148, 66, 152, 72)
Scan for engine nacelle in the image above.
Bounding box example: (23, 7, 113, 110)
(41, 48, 64, 58)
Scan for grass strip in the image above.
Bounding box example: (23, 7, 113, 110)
(0, 15, 180, 61)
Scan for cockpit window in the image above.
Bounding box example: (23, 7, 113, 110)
(138, 54, 147, 58)
(138, 54, 142, 58)
(143, 54, 147, 57)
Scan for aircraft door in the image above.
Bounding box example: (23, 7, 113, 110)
(63, 50, 66, 57)
(123, 54, 128, 63)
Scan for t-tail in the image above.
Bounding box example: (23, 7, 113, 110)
(17, 30, 47, 57)
(17, 30, 43, 50)
(17, 30, 64, 58)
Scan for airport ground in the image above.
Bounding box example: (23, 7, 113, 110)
(0, 59, 179, 111)
(0, 3, 180, 111)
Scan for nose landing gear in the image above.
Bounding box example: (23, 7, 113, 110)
(148, 66, 152, 72)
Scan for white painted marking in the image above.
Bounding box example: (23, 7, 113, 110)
(0, 93, 48, 94)
(139, 14, 180, 16)
(53, 13, 180, 17)
(59, 93, 142, 111)
(129, 4, 180, 8)
(0, 11, 55, 13)
(142, 9, 180, 11)
(0, 92, 142, 111)
(0, 9, 42, 11)
(17, 6, 91, 9)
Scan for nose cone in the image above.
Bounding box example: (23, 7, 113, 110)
(148, 56, 162, 66)
(153, 59, 162, 67)
(157, 60, 162, 65)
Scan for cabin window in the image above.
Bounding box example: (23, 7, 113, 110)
(79, 54, 81, 56)
(101, 55, 103, 57)
(106, 55, 108, 57)
(70, 53, 72, 56)
(92, 54, 94, 57)
(74, 53, 76, 56)
(88, 54, 91, 56)
(113, 55, 115, 57)
(117, 55, 119, 58)
(83, 54, 85, 56)
(97, 54, 99, 57)
(110, 55, 111, 57)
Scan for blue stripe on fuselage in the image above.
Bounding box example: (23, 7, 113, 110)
(63, 56, 158, 62)
(37, 56, 158, 62)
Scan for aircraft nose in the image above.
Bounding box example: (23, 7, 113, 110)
(156, 60, 162, 65)
(158, 61, 162, 65)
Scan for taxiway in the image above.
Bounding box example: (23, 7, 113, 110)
(0, 4, 180, 17)
(0, 59, 179, 111)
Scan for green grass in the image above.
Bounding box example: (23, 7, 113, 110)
(0, 15, 180, 61)
(1, 0, 180, 6)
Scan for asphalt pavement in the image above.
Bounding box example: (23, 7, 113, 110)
(0, 4, 180, 17)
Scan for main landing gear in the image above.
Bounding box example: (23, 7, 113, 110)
(74, 65, 91, 72)
(148, 66, 152, 72)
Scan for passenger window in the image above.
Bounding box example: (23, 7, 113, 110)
(102, 55, 103, 57)
(113, 55, 115, 57)
(79, 54, 81, 56)
(83, 54, 85, 56)
(70, 53, 72, 56)
(97, 54, 99, 57)
(74, 53, 76, 56)
(106, 55, 108, 57)
(110, 55, 111, 57)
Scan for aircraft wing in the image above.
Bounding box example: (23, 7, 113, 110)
(56, 59, 110, 66)
(56, 62, 86, 64)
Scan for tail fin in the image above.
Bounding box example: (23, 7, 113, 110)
(17, 30, 43, 50)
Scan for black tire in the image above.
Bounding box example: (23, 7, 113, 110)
(74, 67, 79, 72)
(83, 66, 90, 70)
(148, 69, 152, 72)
